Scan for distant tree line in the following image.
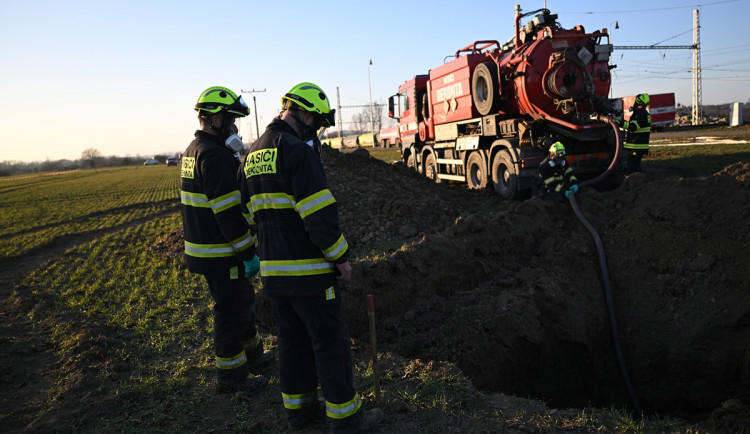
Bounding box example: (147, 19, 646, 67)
(0, 149, 179, 178)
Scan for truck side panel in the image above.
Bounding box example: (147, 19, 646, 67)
(429, 54, 487, 126)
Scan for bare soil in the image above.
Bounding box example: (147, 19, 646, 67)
(2, 131, 750, 432)
(308, 146, 750, 416)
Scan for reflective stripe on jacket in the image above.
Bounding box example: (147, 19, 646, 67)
(623, 107, 651, 151)
(539, 157, 578, 194)
(180, 130, 256, 275)
(239, 119, 348, 296)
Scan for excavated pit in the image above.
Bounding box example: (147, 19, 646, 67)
(240, 147, 750, 414)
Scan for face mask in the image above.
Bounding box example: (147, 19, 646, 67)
(225, 134, 243, 152)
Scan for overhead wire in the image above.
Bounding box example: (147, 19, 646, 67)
(563, 0, 740, 14)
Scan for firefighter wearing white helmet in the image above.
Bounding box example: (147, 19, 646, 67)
(534, 141, 579, 201)
(238, 82, 383, 432)
(617, 93, 652, 173)
(180, 86, 272, 393)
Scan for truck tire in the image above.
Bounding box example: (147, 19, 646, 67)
(424, 153, 441, 183)
(472, 62, 500, 116)
(491, 150, 522, 200)
(406, 152, 415, 169)
(466, 151, 488, 189)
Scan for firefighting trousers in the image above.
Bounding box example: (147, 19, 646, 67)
(205, 264, 264, 381)
(625, 149, 647, 174)
(271, 284, 363, 431)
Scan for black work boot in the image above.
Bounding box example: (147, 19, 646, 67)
(287, 401, 324, 430)
(216, 367, 268, 393)
(247, 350, 274, 370)
(354, 408, 384, 433)
(331, 408, 384, 433)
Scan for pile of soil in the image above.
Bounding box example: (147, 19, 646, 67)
(166, 146, 750, 416)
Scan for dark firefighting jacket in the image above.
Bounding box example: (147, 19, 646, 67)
(180, 130, 256, 275)
(238, 119, 348, 296)
(539, 156, 578, 195)
(622, 106, 651, 152)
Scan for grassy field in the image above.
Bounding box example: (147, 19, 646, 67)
(0, 166, 179, 256)
(2, 144, 749, 432)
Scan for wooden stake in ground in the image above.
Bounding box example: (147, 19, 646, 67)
(367, 294, 381, 403)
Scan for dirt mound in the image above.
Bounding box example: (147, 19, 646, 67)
(315, 148, 750, 414)
(160, 146, 750, 415)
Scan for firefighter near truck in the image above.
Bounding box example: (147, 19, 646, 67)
(388, 8, 624, 200)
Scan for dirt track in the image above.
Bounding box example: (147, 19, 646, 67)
(251, 145, 750, 416)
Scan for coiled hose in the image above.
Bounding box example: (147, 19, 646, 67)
(568, 120, 643, 415)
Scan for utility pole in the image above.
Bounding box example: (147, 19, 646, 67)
(336, 87, 342, 139)
(613, 9, 702, 125)
(240, 89, 266, 141)
(368, 59, 375, 147)
(692, 9, 703, 125)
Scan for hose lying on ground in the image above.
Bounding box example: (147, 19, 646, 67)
(569, 119, 643, 415)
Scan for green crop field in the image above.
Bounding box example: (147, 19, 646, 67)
(0, 166, 180, 256)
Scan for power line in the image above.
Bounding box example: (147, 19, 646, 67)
(563, 0, 739, 14)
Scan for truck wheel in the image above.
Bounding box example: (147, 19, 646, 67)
(406, 152, 415, 169)
(425, 153, 441, 183)
(472, 62, 500, 116)
(466, 152, 488, 189)
(491, 150, 521, 200)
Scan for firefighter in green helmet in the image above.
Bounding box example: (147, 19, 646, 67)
(618, 93, 652, 173)
(534, 141, 579, 201)
(180, 86, 272, 393)
(238, 82, 384, 432)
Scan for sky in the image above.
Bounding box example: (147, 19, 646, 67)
(1, 0, 749, 163)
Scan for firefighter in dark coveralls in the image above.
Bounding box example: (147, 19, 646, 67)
(618, 93, 652, 173)
(238, 82, 383, 432)
(535, 141, 579, 201)
(180, 86, 272, 393)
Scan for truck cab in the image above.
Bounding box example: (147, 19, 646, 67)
(388, 75, 428, 170)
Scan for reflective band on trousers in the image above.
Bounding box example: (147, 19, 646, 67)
(184, 240, 234, 258)
(326, 395, 362, 419)
(282, 392, 317, 410)
(260, 258, 335, 276)
(295, 189, 336, 219)
(216, 350, 246, 369)
(244, 332, 261, 351)
(209, 190, 241, 214)
(322, 234, 348, 261)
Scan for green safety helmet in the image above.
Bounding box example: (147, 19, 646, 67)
(635, 93, 650, 106)
(549, 141, 566, 156)
(281, 82, 336, 127)
(194, 86, 250, 117)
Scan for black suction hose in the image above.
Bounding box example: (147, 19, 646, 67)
(568, 120, 643, 415)
(581, 118, 622, 188)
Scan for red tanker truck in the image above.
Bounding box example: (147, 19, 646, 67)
(388, 8, 623, 199)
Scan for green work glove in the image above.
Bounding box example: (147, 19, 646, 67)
(243, 255, 260, 279)
(564, 184, 578, 198)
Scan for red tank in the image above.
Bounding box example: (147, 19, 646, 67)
(426, 9, 615, 132)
